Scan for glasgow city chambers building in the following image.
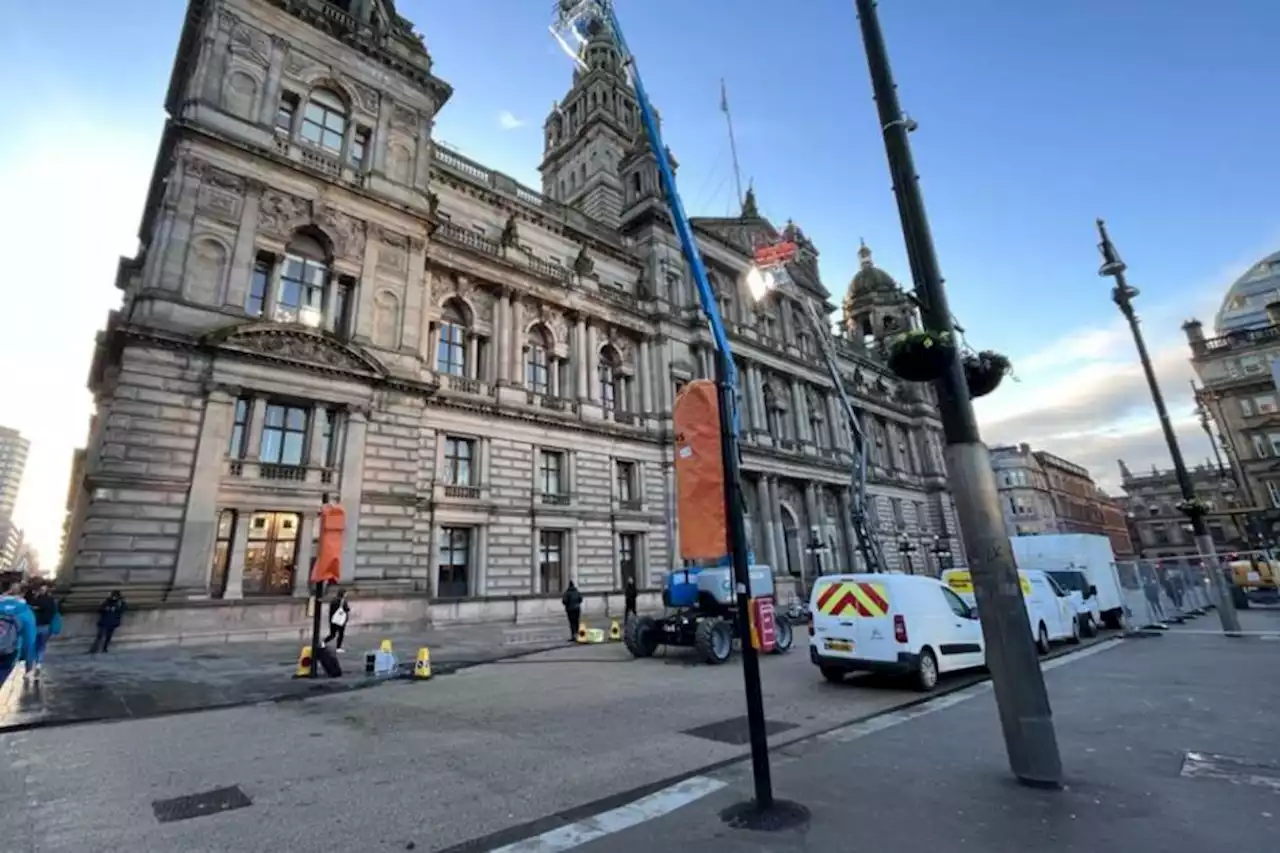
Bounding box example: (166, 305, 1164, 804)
(57, 0, 964, 642)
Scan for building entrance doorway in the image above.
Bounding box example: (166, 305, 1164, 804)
(242, 511, 300, 595)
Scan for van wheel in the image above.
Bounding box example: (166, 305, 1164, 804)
(820, 666, 845, 684)
(1036, 623, 1051, 655)
(1080, 614, 1097, 638)
(1101, 610, 1123, 630)
(1068, 616, 1082, 645)
(914, 648, 939, 692)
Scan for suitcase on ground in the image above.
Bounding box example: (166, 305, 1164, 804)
(315, 645, 342, 678)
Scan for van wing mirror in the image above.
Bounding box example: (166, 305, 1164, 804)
(1087, 584, 1098, 598)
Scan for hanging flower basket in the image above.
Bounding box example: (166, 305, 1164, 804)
(962, 351, 1013, 399)
(1176, 498, 1210, 518)
(886, 330, 956, 383)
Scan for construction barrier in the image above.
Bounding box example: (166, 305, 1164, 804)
(609, 619, 622, 641)
(413, 647, 432, 680)
(294, 645, 313, 678)
(585, 628, 606, 644)
(1113, 557, 1217, 631)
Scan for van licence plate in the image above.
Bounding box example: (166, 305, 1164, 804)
(824, 639, 853, 653)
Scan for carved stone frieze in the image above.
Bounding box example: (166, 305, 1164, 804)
(284, 48, 320, 78)
(194, 165, 246, 224)
(346, 77, 380, 114)
(314, 204, 367, 261)
(228, 19, 271, 65)
(258, 190, 310, 238)
(390, 103, 418, 132)
(377, 228, 409, 273)
(220, 327, 383, 375)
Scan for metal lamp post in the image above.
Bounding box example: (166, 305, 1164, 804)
(896, 529, 916, 574)
(1095, 219, 1241, 633)
(931, 534, 952, 572)
(854, 0, 1062, 787)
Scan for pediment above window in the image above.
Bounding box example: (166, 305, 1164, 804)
(205, 324, 386, 376)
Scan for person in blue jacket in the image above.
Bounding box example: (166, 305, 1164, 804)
(0, 580, 37, 688)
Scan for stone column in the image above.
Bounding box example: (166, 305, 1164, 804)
(257, 36, 287, 126)
(373, 93, 392, 175)
(413, 114, 433, 190)
(495, 291, 511, 383)
(778, 297, 795, 341)
(225, 180, 263, 310)
(574, 316, 588, 398)
(246, 397, 268, 461)
(401, 237, 426, 353)
(586, 322, 600, 400)
(549, 358, 561, 397)
(509, 295, 526, 384)
(790, 381, 811, 443)
(293, 513, 318, 596)
(201, 15, 232, 104)
(759, 475, 778, 570)
(262, 256, 284, 321)
(172, 388, 237, 595)
(308, 405, 328, 468)
(223, 511, 251, 600)
(827, 393, 845, 449)
(767, 477, 787, 576)
(639, 338, 653, 416)
(657, 337, 673, 415)
(838, 488, 859, 572)
(466, 336, 479, 380)
(339, 409, 369, 583)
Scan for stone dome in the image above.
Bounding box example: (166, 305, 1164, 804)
(845, 241, 899, 304)
(1215, 250, 1280, 333)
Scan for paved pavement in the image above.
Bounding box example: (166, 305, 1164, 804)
(0, 618, 1121, 853)
(540, 608, 1280, 853)
(0, 620, 574, 732)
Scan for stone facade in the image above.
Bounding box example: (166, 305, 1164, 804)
(61, 0, 962, 641)
(1117, 460, 1248, 559)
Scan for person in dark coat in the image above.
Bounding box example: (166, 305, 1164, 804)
(90, 590, 127, 653)
(562, 581, 583, 641)
(324, 587, 351, 652)
(623, 577, 638, 620)
(24, 581, 59, 680)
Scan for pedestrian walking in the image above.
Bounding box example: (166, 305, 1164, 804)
(0, 581, 37, 688)
(562, 580, 583, 641)
(24, 581, 60, 681)
(624, 577, 638, 621)
(1142, 568, 1165, 622)
(90, 590, 127, 653)
(324, 587, 351, 652)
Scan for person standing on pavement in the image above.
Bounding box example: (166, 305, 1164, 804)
(0, 581, 37, 688)
(24, 581, 60, 681)
(562, 581, 583, 641)
(90, 590, 127, 654)
(324, 587, 351, 653)
(624, 577, 638, 621)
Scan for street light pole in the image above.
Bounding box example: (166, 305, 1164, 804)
(1096, 219, 1241, 634)
(854, 0, 1063, 788)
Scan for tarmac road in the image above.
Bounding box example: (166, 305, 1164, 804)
(0, 632, 1110, 853)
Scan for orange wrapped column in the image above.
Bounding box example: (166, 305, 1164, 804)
(673, 379, 729, 561)
(311, 503, 347, 585)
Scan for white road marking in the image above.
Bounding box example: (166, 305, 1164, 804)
(488, 775, 728, 852)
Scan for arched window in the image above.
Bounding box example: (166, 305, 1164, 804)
(599, 346, 620, 411)
(526, 325, 552, 394)
(437, 299, 470, 377)
(301, 88, 347, 155)
(277, 232, 329, 326)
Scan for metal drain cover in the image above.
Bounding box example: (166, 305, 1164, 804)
(153, 785, 253, 823)
(683, 716, 798, 745)
(1180, 752, 1280, 791)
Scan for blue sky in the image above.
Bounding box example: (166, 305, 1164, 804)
(2, 0, 1276, 561)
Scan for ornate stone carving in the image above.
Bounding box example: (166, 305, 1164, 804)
(258, 189, 310, 238)
(195, 166, 245, 223)
(426, 191, 440, 218)
(390, 103, 418, 132)
(499, 215, 519, 249)
(377, 228, 409, 273)
(229, 19, 271, 65)
(573, 246, 595, 277)
(408, 235, 427, 253)
(285, 48, 320, 77)
(346, 77, 379, 114)
(314, 204, 367, 261)
(224, 328, 381, 374)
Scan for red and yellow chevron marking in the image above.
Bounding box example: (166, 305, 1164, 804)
(815, 581, 890, 618)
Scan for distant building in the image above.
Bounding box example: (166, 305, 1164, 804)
(0, 425, 30, 521)
(1117, 459, 1248, 559)
(0, 522, 24, 572)
(989, 443, 1134, 557)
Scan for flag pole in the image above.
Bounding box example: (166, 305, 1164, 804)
(721, 78, 745, 212)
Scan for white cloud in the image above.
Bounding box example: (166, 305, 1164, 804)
(497, 110, 524, 131)
(0, 107, 154, 569)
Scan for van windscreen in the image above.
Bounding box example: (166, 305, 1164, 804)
(1046, 570, 1087, 593)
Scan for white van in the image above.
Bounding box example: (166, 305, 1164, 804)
(1010, 534, 1125, 629)
(808, 573, 985, 692)
(941, 568, 1080, 653)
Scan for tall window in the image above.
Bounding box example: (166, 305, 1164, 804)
(527, 327, 551, 393)
(300, 88, 347, 155)
(540, 450, 564, 497)
(349, 126, 370, 168)
(246, 255, 271, 317)
(318, 408, 345, 468)
(444, 437, 474, 486)
(260, 403, 308, 466)
(332, 278, 354, 338)
(437, 527, 471, 598)
(437, 300, 469, 376)
(229, 398, 250, 458)
(275, 92, 299, 134)
(599, 347, 619, 410)
(242, 511, 299, 596)
(539, 530, 566, 594)
(278, 251, 327, 327)
(209, 509, 237, 598)
(616, 461, 635, 503)
(618, 532, 637, 587)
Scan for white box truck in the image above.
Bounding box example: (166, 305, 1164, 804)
(1010, 533, 1125, 629)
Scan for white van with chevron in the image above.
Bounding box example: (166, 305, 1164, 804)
(808, 573, 985, 692)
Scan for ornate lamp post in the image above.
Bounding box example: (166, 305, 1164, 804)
(896, 528, 917, 574)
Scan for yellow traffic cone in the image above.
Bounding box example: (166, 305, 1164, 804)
(413, 647, 432, 680)
(576, 622, 589, 643)
(293, 645, 313, 678)
(609, 619, 622, 641)
(379, 639, 393, 654)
